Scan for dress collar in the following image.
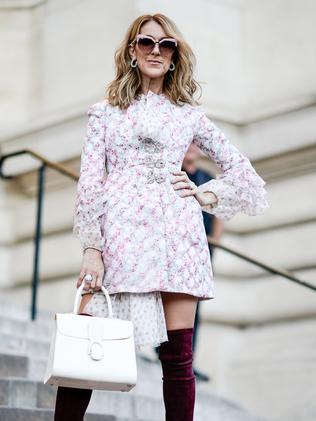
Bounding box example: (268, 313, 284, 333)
(135, 89, 169, 103)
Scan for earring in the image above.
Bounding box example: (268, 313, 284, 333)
(131, 58, 138, 68)
(169, 61, 175, 71)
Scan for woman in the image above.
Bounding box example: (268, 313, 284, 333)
(54, 13, 268, 421)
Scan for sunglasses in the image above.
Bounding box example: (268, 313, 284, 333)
(130, 34, 177, 56)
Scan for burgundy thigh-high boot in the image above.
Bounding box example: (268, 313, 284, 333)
(158, 328, 196, 421)
(54, 312, 93, 421)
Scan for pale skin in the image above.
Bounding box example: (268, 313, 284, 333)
(78, 20, 218, 330)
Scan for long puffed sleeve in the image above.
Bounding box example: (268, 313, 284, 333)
(192, 109, 268, 220)
(73, 103, 108, 251)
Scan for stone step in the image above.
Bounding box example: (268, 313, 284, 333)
(194, 393, 265, 421)
(0, 377, 55, 408)
(0, 298, 54, 324)
(0, 353, 164, 397)
(0, 349, 264, 419)
(0, 377, 263, 421)
(0, 349, 165, 398)
(0, 406, 145, 421)
(0, 316, 54, 340)
(0, 348, 165, 395)
(0, 333, 50, 359)
(0, 353, 29, 379)
(0, 377, 161, 420)
(0, 351, 52, 382)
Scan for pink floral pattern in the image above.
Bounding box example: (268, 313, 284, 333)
(73, 90, 268, 301)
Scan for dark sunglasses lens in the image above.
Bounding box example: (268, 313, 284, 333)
(137, 37, 155, 52)
(160, 40, 176, 52)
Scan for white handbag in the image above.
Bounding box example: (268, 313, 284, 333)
(43, 283, 137, 391)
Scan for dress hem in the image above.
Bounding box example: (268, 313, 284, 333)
(82, 286, 215, 301)
(81, 290, 170, 351)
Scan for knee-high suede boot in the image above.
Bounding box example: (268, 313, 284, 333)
(54, 312, 93, 421)
(158, 328, 196, 421)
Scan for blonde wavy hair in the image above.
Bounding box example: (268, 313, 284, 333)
(105, 13, 201, 109)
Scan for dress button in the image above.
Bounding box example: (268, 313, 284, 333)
(155, 173, 166, 183)
(155, 159, 165, 168)
(144, 143, 155, 153)
(154, 142, 164, 152)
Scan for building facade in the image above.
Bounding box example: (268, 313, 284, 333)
(1, 1, 316, 420)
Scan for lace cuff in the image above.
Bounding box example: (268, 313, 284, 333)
(196, 163, 268, 220)
(193, 109, 268, 220)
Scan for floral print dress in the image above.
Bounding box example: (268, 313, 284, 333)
(73, 90, 268, 350)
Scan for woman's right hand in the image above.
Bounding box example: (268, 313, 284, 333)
(77, 248, 105, 292)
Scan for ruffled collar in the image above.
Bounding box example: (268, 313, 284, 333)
(133, 90, 170, 140)
(135, 89, 169, 103)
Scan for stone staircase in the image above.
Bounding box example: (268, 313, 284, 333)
(0, 297, 265, 421)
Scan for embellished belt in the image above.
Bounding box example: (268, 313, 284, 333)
(141, 136, 168, 184)
(107, 137, 179, 185)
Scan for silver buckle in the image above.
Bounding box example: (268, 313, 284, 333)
(141, 137, 164, 153)
(146, 169, 155, 184)
(144, 156, 155, 168)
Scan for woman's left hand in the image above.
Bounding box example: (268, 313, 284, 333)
(171, 170, 218, 208)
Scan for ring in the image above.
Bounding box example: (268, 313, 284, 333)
(84, 274, 93, 282)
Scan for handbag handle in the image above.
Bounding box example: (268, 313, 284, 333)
(73, 283, 113, 318)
